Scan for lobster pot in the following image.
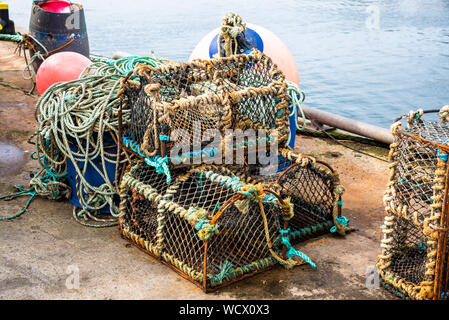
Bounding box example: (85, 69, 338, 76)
(378, 109, 449, 300)
(228, 149, 350, 243)
(118, 162, 305, 292)
(119, 50, 290, 168)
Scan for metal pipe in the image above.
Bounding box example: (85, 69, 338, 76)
(302, 104, 394, 145)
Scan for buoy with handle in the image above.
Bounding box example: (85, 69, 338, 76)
(189, 13, 299, 86)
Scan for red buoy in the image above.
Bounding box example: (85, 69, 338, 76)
(36, 51, 92, 94)
(38, 1, 71, 14)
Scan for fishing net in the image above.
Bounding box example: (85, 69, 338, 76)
(115, 45, 352, 290)
(378, 107, 449, 300)
(118, 50, 291, 181)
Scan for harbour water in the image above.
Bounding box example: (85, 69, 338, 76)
(9, 0, 449, 128)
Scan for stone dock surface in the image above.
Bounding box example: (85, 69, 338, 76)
(0, 39, 396, 300)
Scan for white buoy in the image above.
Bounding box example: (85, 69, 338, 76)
(189, 23, 300, 86)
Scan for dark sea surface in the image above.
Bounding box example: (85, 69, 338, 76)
(9, 0, 449, 128)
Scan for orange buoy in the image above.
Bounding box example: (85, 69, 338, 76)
(36, 51, 92, 94)
(189, 23, 299, 86)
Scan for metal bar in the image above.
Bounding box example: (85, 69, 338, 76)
(433, 156, 449, 300)
(203, 241, 208, 290)
(302, 105, 394, 145)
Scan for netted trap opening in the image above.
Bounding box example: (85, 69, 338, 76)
(276, 163, 336, 241)
(377, 213, 431, 300)
(389, 132, 440, 224)
(119, 161, 187, 246)
(225, 149, 347, 242)
(210, 52, 282, 90)
(205, 201, 281, 288)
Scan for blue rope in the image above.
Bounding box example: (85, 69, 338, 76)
(279, 228, 316, 268)
(123, 136, 171, 184)
(159, 135, 170, 141)
(436, 139, 449, 162)
(330, 216, 349, 233)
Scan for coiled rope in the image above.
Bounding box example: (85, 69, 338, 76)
(34, 74, 129, 227)
(0, 47, 167, 225)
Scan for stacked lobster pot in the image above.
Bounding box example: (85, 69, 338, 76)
(117, 50, 351, 291)
(378, 106, 449, 300)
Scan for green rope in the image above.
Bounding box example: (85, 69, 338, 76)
(83, 55, 166, 78)
(34, 74, 128, 226)
(279, 228, 316, 268)
(0, 36, 167, 226)
(0, 33, 23, 43)
(0, 145, 69, 221)
(0, 186, 37, 221)
(210, 260, 236, 286)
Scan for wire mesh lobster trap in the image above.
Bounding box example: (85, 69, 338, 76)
(118, 160, 320, 291)
(378, 107, 449, 300)
(118, 146, 352, 291)
(118, 50, 291, 179)
(116, 47, 352, 291)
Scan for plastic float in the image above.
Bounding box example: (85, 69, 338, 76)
(36, 51, 92, 94)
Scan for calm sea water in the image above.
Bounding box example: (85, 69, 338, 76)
(9, 0, 449, 128)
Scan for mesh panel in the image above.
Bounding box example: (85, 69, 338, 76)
(387, 215, 427, 285)
(391, 133, 437, 224)
(120, 162, 184, 243)
(206, 202, 280, 278)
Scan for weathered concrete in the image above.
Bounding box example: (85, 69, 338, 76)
(0, 39, 397, 300)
